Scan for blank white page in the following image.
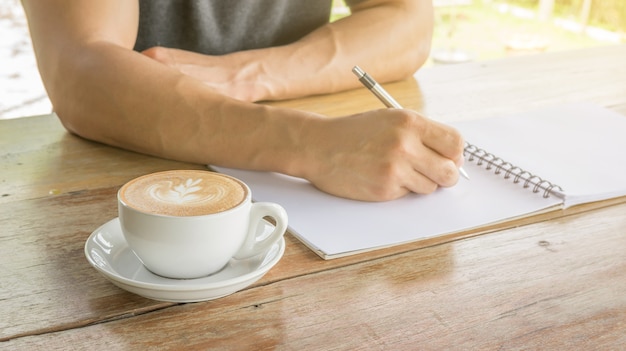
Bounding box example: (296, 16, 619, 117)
(452, 103, 626, 207)
(215, 165, 561, 258)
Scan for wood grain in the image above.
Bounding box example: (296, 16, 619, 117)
(1, 44, 625, 349)
(0, 115, 206, 205)
(4, 203, 626, 350)
(268, 45, 626, 119)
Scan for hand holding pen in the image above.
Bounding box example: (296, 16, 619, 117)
(352, 66, 470, 180)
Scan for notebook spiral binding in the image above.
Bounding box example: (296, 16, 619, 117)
(464, 142, 563, 198)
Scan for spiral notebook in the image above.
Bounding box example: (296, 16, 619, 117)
(214, 103, 626, 259)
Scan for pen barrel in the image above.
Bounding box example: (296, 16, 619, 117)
(357, 72, 377, 90)
(353, 65, 402, 108)
(370, 85, 403, 109)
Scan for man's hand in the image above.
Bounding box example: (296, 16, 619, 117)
(141, 47, 270, 102)
(300, 108, 465, 202)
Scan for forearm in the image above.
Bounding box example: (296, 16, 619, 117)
(41, 40, 318, 175)
(22, 0, 326, 175)
(236, 0, 434, 100)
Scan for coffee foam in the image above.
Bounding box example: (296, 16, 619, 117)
(120, 170, 247, 216)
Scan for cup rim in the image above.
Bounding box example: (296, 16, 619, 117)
(118, 170, 251, 218)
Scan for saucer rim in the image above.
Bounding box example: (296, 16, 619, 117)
(84, 217, 285, 293)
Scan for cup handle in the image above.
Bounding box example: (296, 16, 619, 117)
(233, 202, 288, 260)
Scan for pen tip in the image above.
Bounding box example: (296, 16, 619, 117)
(460, 167, 470, 180)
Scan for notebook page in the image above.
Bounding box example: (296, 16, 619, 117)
(213, 161, 561, 258)
(452, 103, 626, 207)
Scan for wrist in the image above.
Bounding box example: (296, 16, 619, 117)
(283, 114, 331, 182)
(228, 49, 286, 102)
(274, 109, 325, 180)
(239, 103, 323, 180)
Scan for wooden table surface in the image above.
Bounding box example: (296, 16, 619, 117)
(2, 45, 625, 350)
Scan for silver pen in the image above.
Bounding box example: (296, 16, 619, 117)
(352, 65, 470, 180)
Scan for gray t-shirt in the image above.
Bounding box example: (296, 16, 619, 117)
(134, 0, 335, 55)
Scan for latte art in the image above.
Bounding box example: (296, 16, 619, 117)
(120, 170, 247, 216)
(147, 178, 228, 205)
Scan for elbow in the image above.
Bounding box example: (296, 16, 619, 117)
(42, 53, 108, 142)
(35, 57, 83, 137)
(399, 0, 434, 77)
(403, 31, 432, 76)
(45, 81, 81, 136)
(47, 83, 95, 141)
(54, 106, 82, 137)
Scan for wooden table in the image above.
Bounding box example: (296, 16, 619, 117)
(2, 45, 625, 350)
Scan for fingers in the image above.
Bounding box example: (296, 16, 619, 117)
(141, 46, 178, 66)
(311, 163, 437, 202)
(385, 109, 464, 189)
(420, 117, 466, 166)
(410, 145, 461, 188)
(303, 109, 466, 201)
(401, 166, 440, 195)
(365, 158, 441, 200)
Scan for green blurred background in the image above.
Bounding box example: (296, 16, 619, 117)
(332, 0, 625, 64)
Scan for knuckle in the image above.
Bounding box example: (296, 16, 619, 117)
(388, 109, 421, 129)
(387, 137, 410, 159)
(378, 161, 401, 184)
(450, 130, 466, 157)
(142, 46, 171, 63)
(370, 163, 403, 201)
(441, 126, 466, 160)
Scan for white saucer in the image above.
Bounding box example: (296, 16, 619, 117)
(84, 218, 285, 302)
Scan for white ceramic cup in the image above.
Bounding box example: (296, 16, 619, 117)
(117, 170, 288, 279)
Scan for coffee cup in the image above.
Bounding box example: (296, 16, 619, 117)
(117, 170, 288, 279)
